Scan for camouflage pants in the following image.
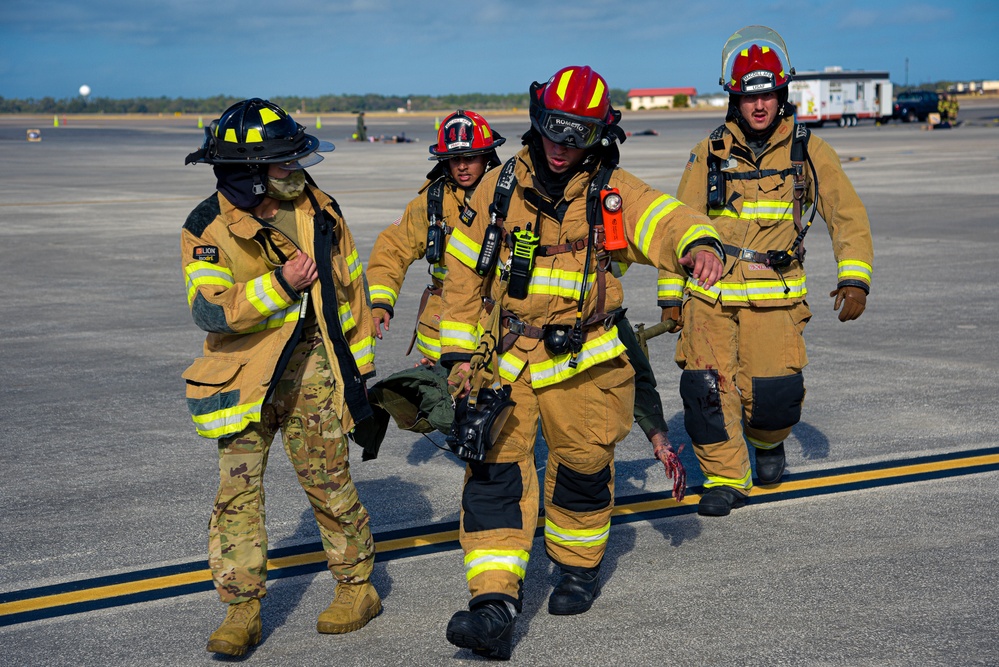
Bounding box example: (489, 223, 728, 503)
(209, 328, 375, 603)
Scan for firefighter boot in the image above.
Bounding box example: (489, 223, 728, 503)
(446, 600, 517, 661)
(316, 581, 382, 634)
(206, 599, 262, 657)
(755, 442, 786, 485)
(697, 486, 748, 517)
(548, 566, 601, 615)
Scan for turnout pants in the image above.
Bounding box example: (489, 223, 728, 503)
(209, 328, 375, 603)
(675, 297, 810, 494)
(459, 355, 635, 610)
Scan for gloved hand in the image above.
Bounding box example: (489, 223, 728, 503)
(447, 362, 472, 400)
(829, 286, 867, 322)
(660, 306, 683, 333)
(650, 430, 686, 502)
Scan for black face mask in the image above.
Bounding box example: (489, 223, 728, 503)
(213, 164, 266, 209)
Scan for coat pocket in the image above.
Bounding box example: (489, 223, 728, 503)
(182, 355, 245, 417)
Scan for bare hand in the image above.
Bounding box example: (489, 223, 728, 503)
(282, 253, 318, 292)
(679, 248, 724, 288)
(651, 430, 686, 502)
(660, 306, 683, 333)
(414, 356, 435, 369)
(372, 309, 390, 339)
(447, 362, 472, 400)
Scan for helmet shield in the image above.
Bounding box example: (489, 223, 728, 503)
(721, 25, 793, 94)
(533, 108, 605, 148)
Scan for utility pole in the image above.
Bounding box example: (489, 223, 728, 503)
(905, 57, 909, 89)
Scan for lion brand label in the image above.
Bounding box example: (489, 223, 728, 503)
(193, 245, 219, 263)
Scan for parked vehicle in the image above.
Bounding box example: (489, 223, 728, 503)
(892, 90, 940, 122)
(789, 68, 893, 127)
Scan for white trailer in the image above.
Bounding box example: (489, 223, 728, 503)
(789, 68, 893, 127)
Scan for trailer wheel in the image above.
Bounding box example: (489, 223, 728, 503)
(906, 111, 917, 123)
(838, 117, 847, 128)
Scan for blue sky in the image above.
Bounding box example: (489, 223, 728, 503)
(1, 0, 995, 100)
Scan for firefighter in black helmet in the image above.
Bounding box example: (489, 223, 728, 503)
(182, 98, 382, 656)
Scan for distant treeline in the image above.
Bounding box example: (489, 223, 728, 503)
(0, 90, 631, 115)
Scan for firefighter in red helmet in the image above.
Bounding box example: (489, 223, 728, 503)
(440, 65, 724, 660)
(657, 26, 875, 516)
(367, 110, 505, 365)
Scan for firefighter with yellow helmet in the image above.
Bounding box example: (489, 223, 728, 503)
(657, 26, 875, 516)
(439, 66, 725, 660)
(367, 110, 505, 365)
(181, 98, 381, 656)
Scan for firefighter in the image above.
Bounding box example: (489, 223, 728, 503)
(181, 99, 381, 656)
(439, 65, 724, 660)
(367, 110, 505, 365)
(657, 26, 874, 517)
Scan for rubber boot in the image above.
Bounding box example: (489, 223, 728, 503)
(446, 600, 517, 661)
(206, 598, 262, 657)
(548, 566, 601, 615)
(697, 486, 748, 517)
(316, 581, 382, 634)
(755, 442, 786, 485)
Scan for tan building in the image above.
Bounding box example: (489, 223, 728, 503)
(627, 87, 698, 110)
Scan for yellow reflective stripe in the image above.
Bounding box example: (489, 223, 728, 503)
(351, 336, 375, 367)
(837, 259, 872, 283)
(657, 276, 685, 301)
(742, 200, 794, 220)
(246, 272, 291, 317)
(345, 249, 363, 282)
(223, 128, 238, 143)
(544, 518, 610, 547)
(676, 224, 720, 260)
(497, 351, 526, 383)
(243, 303, 301, 333)
(527, 267, 594, 299)
(528, 327, 626, 388)
(707, 208, 739, 218)
(747, 435, 782, 450)
(588, 78, 605, 109)
(441, 320, 479, 351)
(636, 195, 682, 256)
(430, 265, 448, 281)
(704, 469, 752, 490)
(464, 549, 530, 581)
(556, 70, 572, 101)
(369, 284, 398, 306)
(191, 399, 264, 439)
(339, 301, 356, 333)
(258, 107, 281, 125)
(688, 277, 808, 303)
(184, 261, 234, 306)
(446, 228, 481, 270)
(415, 331, 441, 360)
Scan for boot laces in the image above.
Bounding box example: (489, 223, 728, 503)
(334, 583, 361, 605)
(227, 601, 257, 626)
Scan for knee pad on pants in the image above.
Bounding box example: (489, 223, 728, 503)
(462, 462, 524, 533)
(680, 369, 727, 444)
(748, 373, 805, 431)
(551, 463, 612, 512)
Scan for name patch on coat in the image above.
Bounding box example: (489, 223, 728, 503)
(459, 207, 476, 226)
(193, 245, 219, 263)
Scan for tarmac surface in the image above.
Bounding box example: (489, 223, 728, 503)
(1, 100, 997, 666)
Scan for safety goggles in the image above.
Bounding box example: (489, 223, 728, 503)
(536, 109, 605, 149)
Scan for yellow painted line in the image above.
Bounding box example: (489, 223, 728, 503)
(3, 451, 997, 620)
